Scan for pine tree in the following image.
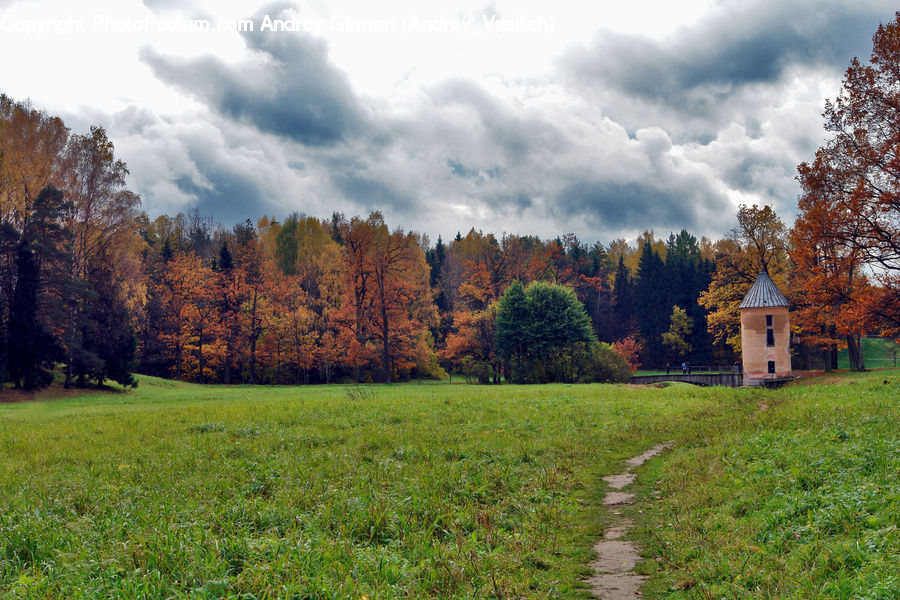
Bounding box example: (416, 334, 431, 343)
(634, 240, 669, 366)
(8, 187, 68, 389)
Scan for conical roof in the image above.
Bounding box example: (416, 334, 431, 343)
(738, 270, 789, 309)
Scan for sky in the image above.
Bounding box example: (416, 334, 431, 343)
(0, 0, 896, 245)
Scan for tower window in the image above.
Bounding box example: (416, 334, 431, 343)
(768, 361, 776, 374)
(766, 314, 773, 327)
(766, 329, 774, 346)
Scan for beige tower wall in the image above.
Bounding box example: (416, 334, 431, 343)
(740, 306, 791, 380)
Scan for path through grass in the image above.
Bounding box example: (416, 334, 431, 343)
(0, 377, 748, 599)
(1, 372, 898, 598)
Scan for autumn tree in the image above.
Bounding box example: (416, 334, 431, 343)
(58, 126, 142, 387)
(793, 154, 872, 370)
(793, 14, 900, 350)
(185, 262, 222, 383)
(235, 236, 273, 384)
(661, 305, 693, 360)
(441, 229, 507, 312)
(271, 271, 317, 384)
(370, 221, 434, 383)
(154, 253, 206, 380)
(699, 204, 789, 355)
(0, 98, 68, 387)
(611, 335, 642, 373)
(332, 214, 376, 381)
(332, 213, 436, 383)
(441, 304, 500, 384)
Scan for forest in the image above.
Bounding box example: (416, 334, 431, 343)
(3, 17, 900, 390)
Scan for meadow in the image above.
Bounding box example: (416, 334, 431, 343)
(0, 371, 898, 598)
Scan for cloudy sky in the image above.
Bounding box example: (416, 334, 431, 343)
(0, 0, 895, 243)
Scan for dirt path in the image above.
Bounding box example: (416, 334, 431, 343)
(588, 443, 672, 599)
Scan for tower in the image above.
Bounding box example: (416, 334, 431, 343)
(739, 270, 791, 385)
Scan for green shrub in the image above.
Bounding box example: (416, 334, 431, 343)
(583, 342, 632, 383)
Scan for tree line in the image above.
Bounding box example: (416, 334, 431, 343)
(4, 15, 900, 389)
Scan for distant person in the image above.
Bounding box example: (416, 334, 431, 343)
(687, 363, 692, 375)
(681, 362, 687, 375)
(666, 362, 670, 375)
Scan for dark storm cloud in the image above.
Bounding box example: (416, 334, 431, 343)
(177, 165, 269, 227)
(161, 129, 282, 226)
(563, 1, 893, 106)
(557, 181, 697, 231)
(330, 172, 415, 213)
(140, 6, 368, 147)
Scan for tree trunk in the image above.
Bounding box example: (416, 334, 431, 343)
(381, 304, 391, 384)
(846, 335, 858, 371)
(831, 343, 839, 370)
(249, 335, 257, 384)
(224, 340, 232, 384)
(823, 346, 832, 372)
(848, 333, 865, 371)
(198, 323, 204, 384)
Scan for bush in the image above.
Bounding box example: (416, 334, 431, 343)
(459, 356, 496, 384)
(502, 342, 631, 384)
(584, 342, 632, 383)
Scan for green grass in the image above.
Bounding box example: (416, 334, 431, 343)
(633, 370, 900, 598)
(1, 372, 898, 598)
(837, 338, 899, 369)
(0, 376, 750, 599)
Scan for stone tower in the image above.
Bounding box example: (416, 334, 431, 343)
(739, 270, 791, 384)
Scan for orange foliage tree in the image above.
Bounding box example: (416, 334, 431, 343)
(793, 156, 873, 370)
(154, 253, 205, 380)
(794, 14, 900, 347)
(332, 213, 437, 382)
(699, 205, 789, 355)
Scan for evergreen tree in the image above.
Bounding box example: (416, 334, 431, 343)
(75, 269, 137, 387)
(426, 235, 446, 287)
(8, 187, 68, 389)
(160, 237, 173, 263)
(634, 239, 669, 366)
(217, 240, 233, 272)
(495, 280, 596, 382)
(613, 255, 634, 322)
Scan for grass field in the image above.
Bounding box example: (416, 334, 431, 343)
(634, 371, 900, 599)
(1, 371, 898, 598)
(837, 338, 899, 370)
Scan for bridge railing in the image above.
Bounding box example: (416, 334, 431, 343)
(648, 364, 742, 375)
(630, 372, 744, 388)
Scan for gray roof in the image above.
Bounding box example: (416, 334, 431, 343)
(739, 270, 789, 309)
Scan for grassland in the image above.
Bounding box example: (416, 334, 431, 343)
(634, 371, 900, 598)
(837, 338, 899, 370)
(0, 371, 898, 598)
